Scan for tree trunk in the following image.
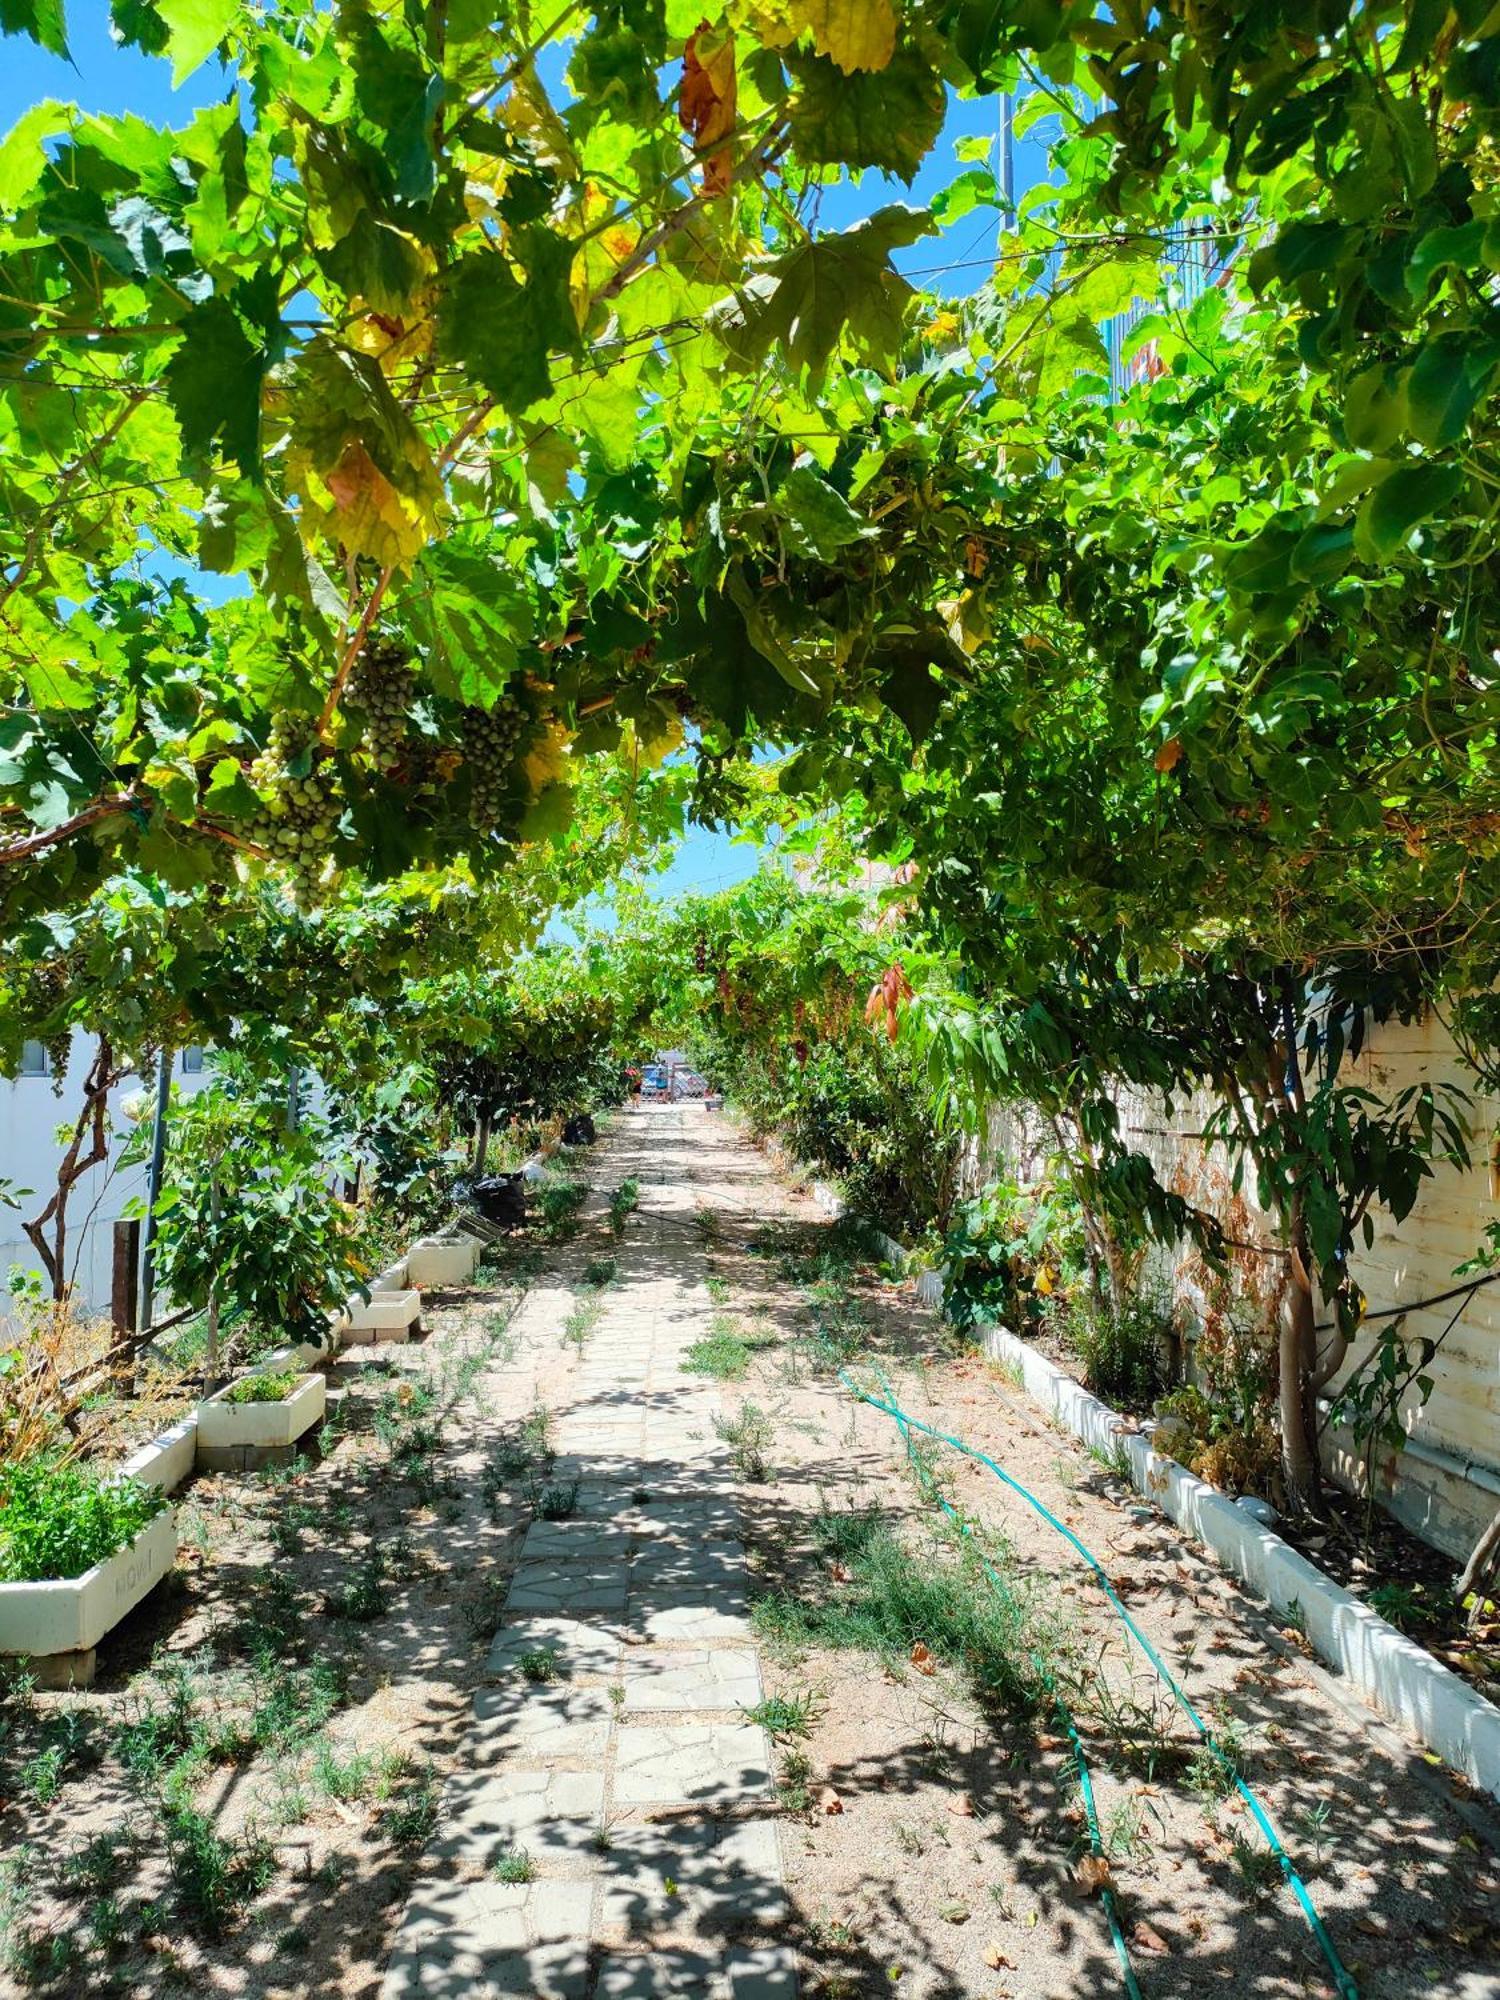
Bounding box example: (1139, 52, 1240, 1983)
(204, 1179, 223, 1393)
(1458, 1504, 1500, 1617)
(473, 1107, 492, 1175)
(23, 1034, 119, 1301)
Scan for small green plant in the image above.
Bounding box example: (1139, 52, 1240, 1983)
(531, 1479, 580, 1521)
(323, 1549, 390, 1622)
(684, 1314, 773, 1381)
(379, 1761, 440, 1848)
(0, 1455, 167, 1582)
(562, 1294, 603, 1352)
(1187, 1706, 1249, 1801)
(223, 1368, 303, 1405)
(714, 1402, 774, 1481)
(492, 1847, 535, 1884)
(1062, 1291, 1176, 1408)
(1229, 1833, 1284, 1899)
(705, 1273, 731, 1304)
(1366, 1579, 1434, 1631)
(160, 1802, 275, 1936)
(538, 1172, 589, 1243)
(517, 1648, 559, 1684)
(608, 1178, 640, 1236)
(745, 1690, 819, 1739)
(582, 1257, 617, 1288)
(311, 1737, 376, 1801)
(776, 1747, 813, 1813)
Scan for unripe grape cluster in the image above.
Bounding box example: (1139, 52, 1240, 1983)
(249, 710, 341, 902)
(348, 636, 416, 772)
(30, 958, 71, 1087)
(461, 698, 526, 829)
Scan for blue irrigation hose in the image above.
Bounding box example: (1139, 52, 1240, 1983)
(844, 1365, 1360, 2000)
(865, 1365, 1144, 1998)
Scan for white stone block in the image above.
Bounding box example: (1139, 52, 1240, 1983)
(340, 1288, 422, 1340)
(197, 1371, 326, 1451)
(407, 1235, 480, 1287)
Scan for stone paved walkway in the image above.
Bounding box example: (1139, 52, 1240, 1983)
(381, 1106, 797, 2000)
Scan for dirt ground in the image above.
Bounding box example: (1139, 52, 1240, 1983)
(696, 1125, 1500, 2000)
(0, 1197, 599, 1998)
(4, 1106, 1499, 2000)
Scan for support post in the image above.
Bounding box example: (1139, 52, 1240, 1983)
(111, 1218, 141, 1340)
(139, 1046, 173, 1329)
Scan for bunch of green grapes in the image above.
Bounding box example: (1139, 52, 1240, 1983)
(461, 697, 526, 829)
(28, 957, 72, 1086)
(249, 711, 341, 902)
(348, 637, 416, 771)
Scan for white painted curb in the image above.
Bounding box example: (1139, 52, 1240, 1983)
(979, 1323, 1500, 1801)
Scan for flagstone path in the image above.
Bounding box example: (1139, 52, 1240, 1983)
(380, 1105, 798, 2000)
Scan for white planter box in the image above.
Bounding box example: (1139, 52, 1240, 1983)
(0, 1507, 177, 1663)
(406, 1235, 480, 1287)
(339, 1288, 422, 1342)
(198, 1372, 326, 1452)
(118, 1416, 198, 1495)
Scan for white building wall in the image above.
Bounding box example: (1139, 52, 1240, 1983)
(969, 1010, 1500, 1561)
(0, 1037, 210, 1328)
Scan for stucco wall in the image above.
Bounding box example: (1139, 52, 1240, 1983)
(0, 1040, 209, 1326)
(968, 1009, 1500, 1562)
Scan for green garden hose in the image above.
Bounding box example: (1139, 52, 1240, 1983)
(844, 1365, 1360, 2000)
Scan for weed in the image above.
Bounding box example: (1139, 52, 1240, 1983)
(705, 1274, 731, 1305)
(380, 1761, 440, 1847)
(1187, 1706, 1249, 1801)
(1292, 1798, 1335, 1870)
(1229, 1834, 1283, 1899)
(714, 1402, 774, 1481)
(745, 1690, 819, 1739)
(1366, 1579, 1432, 1631)
(1101, 1792, 1160, 1862)
(776, 1747, 813, 1813)
(323, 1548, 390, 1623)
(538, 1173, 589, 1244)
(591, 1824, 614, 1854)
(1062, 1292, 1176, 1408)
(517, 1649, 559, 1684)
(160, 1803, 275, 1936)
(582, 1257, 617, 1288)
(684, 1315, 773, 1381)
(1087, 1436, 1134, 1484)
(311, 1737, 375, 1801)
(608, 1682, 625, 1714)
(562, 1295, 602, 1353)
(530, 1479, 580, 1521)
(752, 1510, 1046, 1716)
(492, 1847, 535, 1884)
(608, 1178, 640, 1236)
(61, 1831, 135, 1897)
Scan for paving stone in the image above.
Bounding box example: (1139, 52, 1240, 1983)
(725, 1945, 799, 1999)
(433, 1767, 606, 1866)
(594, 1949, 728, 1996)
(598, 1816, 786, 1933)
(380, 1941, 500, 2000)
(505, 1559, 630, 1618)
(484, 1943, 593, 1998)
(613, 1724, 771, 1807)
(486, 1616, 622, 1682)
(621, 1647, 761, 1713)
(519, 1520, 637, 1563)
(471, 1684, 613, 1760)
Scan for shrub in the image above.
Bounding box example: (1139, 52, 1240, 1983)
(0, 1456, 166, 1582)
(1064, 1292, 1175, 1408)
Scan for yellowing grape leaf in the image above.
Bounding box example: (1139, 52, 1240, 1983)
(285, 338, 445, 568)
(791, 0, 897, 74)
(681, 25, 737, 194)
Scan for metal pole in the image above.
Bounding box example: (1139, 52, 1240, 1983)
(139, 1046, 173, 1328)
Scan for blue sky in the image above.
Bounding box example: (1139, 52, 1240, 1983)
(2, 5, 1048, 902)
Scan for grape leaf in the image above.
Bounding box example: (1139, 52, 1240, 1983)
(0, 0, 67, 57)
(164, 296, 267, 478)
(713, 204, 933, 376)
(790, 0, 897, 74)
(156, 0, 237, 84)
(437, 230, 580, 415)
(787, 42, 944, 180)
(0, 97, 73, 211)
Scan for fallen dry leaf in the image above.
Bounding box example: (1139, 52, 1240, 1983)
(818, 1787, 844, 1816)
(948, 1792, 975, 1817)
(910, 1641, 936, 1676)
(1074, 1855, 1114, 1896)
(983, 1945, 1016, 1970)
(1131, 1920, 1171, 1955)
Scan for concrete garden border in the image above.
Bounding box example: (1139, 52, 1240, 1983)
(196, 1371, 327, 1472)
(0, 1507, 177, 1687)
(337, 1286, 422, 1344)
(977, 1322, 1500, 1801)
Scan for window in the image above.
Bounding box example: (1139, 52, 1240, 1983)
(18, 1040, 48, 1077)
(180, 1046, 205, 1074)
